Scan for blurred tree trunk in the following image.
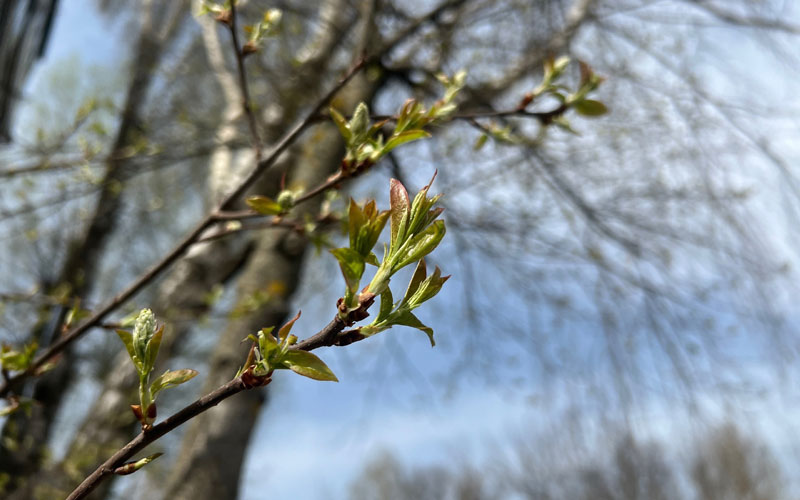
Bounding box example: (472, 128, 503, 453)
(162, 3, 381, 498)
(0, 0, 59, 142)
(0, 2, 188, 497)
(21, 10, 260, 498)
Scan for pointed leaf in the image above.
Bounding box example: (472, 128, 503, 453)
(389, 179, 410, 245)
(150, 369, 198, 399)
(407, 267, 450, 309)
(278, 311, 301, 341)
(402, 259, 427, 307)
(395, 219, 446, 270)
(383, 129, 431, 154)
(357, 210, 389, 257)
(423, 206, 445, 228)
(330, 247, 365, 292)
(246, 195, 283, 215)
(378, 287, 394, 322)
(115, 329, 137, 365)
(258, 327, 280, 360)
(573, 99, 607, 117)
(552, 116, 579, 135)
(348, 199, 366, 249)
(365, 252, 380, 266)
(329, 107, 351, 143)
(407, 172, 439, 235)
(281, 350, 338, 381)
(473, 134, 488, 151)
(143, 325, 164, 375)
(394, 311, 435, 346)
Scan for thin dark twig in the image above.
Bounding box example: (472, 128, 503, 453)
(65, 377, 248, 500)
(63, 2, 472, 495)
(212, 101, 571, 226)
(67, 302, 371, 500)
(228, 2, 263, 157)
(294, 171, 344, 205)
(1, 0, 483, 393)
(0, 60, 367, 399)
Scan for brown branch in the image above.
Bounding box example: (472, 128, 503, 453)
(0, 59, 367, 399)
(61, 4, 469, 495)
(65, 377, 248, 500)
(210, 101, 571, 228)
(196, 218, 301, 243)
(228, 2, 263, 158)
(294, 171, 345, 205)
(67, 299, 372, 500)
(198, 212, 338, 244)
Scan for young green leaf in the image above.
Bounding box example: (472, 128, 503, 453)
(246, 195, 284, 215)
(278, 311, 301, 341)
(394, 310, 435, 346)
(377, 287, 394, 322)
(330, 247, 366, 293)
(280, 350, 338, 381)
(573, 99, 608, 117)
(256, 327, 280, 361)
(406, 266, 450, 309)
(115, 329, 138, 368)
(329, 107, 351, 143)
(402, 259, 428, 307)
(383, 129, 431, 154)
(150, 369, 198, 399)
(143, 325, 164, 376)
(389, 179, 410, 245)
(394, 219, 446, 270)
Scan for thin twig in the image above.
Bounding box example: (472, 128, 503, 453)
(228, 2, 263, 157)
(63, 3, 473, 496)
(67, 304, 369, 500)
(0, 60, 367, 399)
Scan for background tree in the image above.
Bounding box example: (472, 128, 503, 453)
(348, 421, 783, 500)
(1, 0, 799, 498)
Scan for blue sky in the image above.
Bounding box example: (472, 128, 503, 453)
(9, 1, 800, 498)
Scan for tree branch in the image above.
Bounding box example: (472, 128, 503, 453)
(66, 302, 370, 500)
(0, 59, 366, 399)
(228, 2, 263, 157)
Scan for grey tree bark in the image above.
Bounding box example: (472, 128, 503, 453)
(162, 2, 381, 498)
(0, 3, 190, 497)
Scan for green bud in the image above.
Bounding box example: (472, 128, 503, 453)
(552, 56, 570, 77)
(349, 102, 370, 143)
(276, 190, 296, 211)
(132, 308, 156, 364)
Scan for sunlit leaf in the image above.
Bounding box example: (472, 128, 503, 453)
(150, 369, 198, 399)
(281, 350, 338, 381)
(378, 287, 394, 322)
(573, 99, 608, 117)
(394, 311, 435, 346)
(383, 129, 431, 154)
(389, 179, 410, 244)
(278, 311, 301, 341)
(330, 247, 365, 292)
(246, 195, 283, 215)
(115, 329, 137, 367)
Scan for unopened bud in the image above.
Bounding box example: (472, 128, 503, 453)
(132, 308, 156, 363)
(349, 103, 370, 142)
